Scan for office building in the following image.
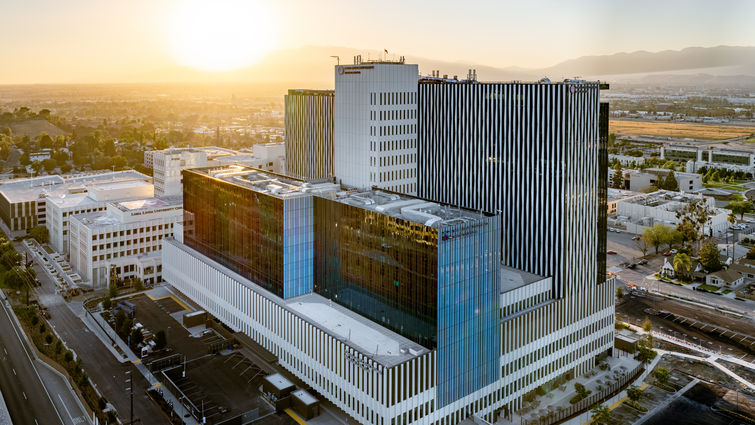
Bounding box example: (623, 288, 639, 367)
(149, 145, 286, 197)
(333, 56, 418, 195)
(609, 168, 702, 192)
(615, 190, 729, 236)
(163, 158, 613, 425)
(46, 179, 154, 254)
(0, 170, 151, 237)
(285, 89, 334, 180)
(69, 197, 181, 289)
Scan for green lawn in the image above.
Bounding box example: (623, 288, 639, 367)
(722, 289, 732, 294)
(697, 284, 721, 292)
(704, 181, 745, 192)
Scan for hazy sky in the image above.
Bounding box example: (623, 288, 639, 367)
(1, 0, 754, 83)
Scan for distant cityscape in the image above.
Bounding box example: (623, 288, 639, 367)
(0, 54, 753, 425)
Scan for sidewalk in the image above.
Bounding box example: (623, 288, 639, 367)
(83, 301, 199, 424)
(626, 323, 755, 390)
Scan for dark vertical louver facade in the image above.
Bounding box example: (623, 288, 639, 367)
(417, 81, 602, 297)
(597, 102, 609, 285)
(285, 89, 334, 180)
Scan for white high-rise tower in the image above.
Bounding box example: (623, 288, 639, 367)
(333, 56, 418, 195)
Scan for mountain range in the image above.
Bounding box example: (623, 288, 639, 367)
(129, 45, 755, 89)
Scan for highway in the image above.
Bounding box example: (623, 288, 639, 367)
(0, 296, 64, 425)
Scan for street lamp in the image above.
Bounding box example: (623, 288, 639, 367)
(125, 370, 133, 425)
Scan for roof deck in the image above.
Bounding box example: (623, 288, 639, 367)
(331, 189, 493, 228)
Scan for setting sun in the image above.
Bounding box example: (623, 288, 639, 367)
(168, 0, 276, 72)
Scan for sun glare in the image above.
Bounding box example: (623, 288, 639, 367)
(168, 0, 276, 72)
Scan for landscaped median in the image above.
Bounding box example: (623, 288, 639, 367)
(12, 304, 118, 424)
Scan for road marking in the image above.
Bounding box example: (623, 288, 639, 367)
(58, 394, 77, 424)
(34, 419, 38, 425)
(12, 368, 16, 376)
(23, 392, 27, 400)
(0, 300, 67, 425)
(285, 408, 308, 425)
(3, 348, 6, 355)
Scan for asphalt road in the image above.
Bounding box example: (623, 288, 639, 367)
(0, 297, 64, 425)
(18, 242, 169, 425)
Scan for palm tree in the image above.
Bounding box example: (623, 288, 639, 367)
(673, 253, 691, 281)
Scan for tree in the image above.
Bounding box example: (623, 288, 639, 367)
(661, 171, 679, 191)
(64, 350, 74, 363)
(55, 339, 63, 355)
(114, 310, 126, 336)
(642, 224, 673, 254)
(112, 155, 127, 170)
(654, 367, 670, 385)
(675, 199, 713, 249)
(109, 283, 119, 299)
(102, 296, 112, 311)
(28, 225, 49, 244)
(5, 266, 34, 290)
(154, 330, 167, 350)
(611, 164, 624, 189)
(673, 253, 692, 281)
(37, 132, 54, 149)
(746, 246, 755, 260)
(728, 200, 753, 220)
(129, 327, 144, 348)
(1, 249, 21, 268)
(626, 386, 643, 404)
(590, 404, 613, 425)
(636, 337, 657, 363)
(42, 158, 57, 171)
(132, 277, 144, 291)
(698, 242, 722, 272)
(642, 316, 653, 333)
(45, 333, 53, 344)
(574, 382, 590, 399)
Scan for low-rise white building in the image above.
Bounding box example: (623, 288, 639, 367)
(607, 188, 642, 215)
(609, 168, 702, 192)
(150, 144, 286, 197)
(615, 190, 729, 236)
(46, 179, 154, 254)
(68, 197, 182, 289)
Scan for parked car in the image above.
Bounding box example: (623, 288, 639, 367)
(669, 249, 678, 254)
(627, 263, 637, 269)
(663, 251, 672, 256)
(638, 259, 649, 265)
(607, 250, 617, 255)
(632, 236, 640, 241)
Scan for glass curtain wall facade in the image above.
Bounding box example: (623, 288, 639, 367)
(183, 170, 288, 298)
(436, 216, 501, 407)
(313, 196, 439, 348)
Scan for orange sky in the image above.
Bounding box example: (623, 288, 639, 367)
(1, 0, 753, 84)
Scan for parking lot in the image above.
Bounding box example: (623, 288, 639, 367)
(123, 293, 296, 425)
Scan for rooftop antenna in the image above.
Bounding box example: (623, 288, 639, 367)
(330, 55, 340, 66)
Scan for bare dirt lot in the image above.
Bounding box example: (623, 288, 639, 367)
(610, 120, 755, 140)
(616, 294, 755, 362)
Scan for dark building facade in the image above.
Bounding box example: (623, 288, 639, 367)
(417, 80, 605, 298)
(285, 89, 334, 180)
(182, 169, 314, 299)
